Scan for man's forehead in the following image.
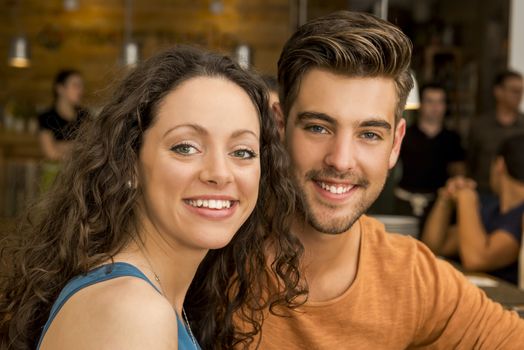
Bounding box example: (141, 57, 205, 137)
(290, 69, 397, 124)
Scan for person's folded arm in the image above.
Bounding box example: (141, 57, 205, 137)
(456, 188, 519, 271)
(421, 190, 457, 255)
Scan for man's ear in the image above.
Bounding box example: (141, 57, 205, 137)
(272, 102, 286, 141)
(388, 118, 406, 169)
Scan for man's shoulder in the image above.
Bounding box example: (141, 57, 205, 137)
(359, 215, 437, 270)
(360, 215, 423, 250)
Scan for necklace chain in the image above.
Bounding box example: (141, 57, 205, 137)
(140, 247, 199, 349)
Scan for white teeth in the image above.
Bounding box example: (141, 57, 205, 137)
(187, 199, 233, 209)
(319, 181, 353, 194)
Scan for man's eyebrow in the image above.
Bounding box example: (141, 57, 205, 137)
(358, 118, 392, 131)
(295, 111, 337, 125)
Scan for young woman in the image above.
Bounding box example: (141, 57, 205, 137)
(38, 69, 90, 189)
(0, 46, 305, 349)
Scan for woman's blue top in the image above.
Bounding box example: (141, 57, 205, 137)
(37, 262, 200, 349)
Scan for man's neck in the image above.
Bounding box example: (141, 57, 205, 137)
(292, 217, 362, 302)
(496, 105, 518, 127)
(417, 118, 442, 138)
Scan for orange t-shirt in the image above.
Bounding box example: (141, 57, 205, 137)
(252, 216, 524, 349)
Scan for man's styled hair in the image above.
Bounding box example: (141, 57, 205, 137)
(498, 134, 524, 182)
(277, 11, 413, 122)
(493, 70, 523, 88)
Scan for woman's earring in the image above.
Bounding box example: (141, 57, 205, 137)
(126, 178, 137, 189)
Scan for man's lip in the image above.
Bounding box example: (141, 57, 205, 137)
(313, 178, 356, 186)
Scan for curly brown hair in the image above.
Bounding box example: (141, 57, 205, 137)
(0, 46, 306, 349)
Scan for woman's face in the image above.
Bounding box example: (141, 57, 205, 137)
(137, 76, 261, 250)
(57, 74, 84, 106)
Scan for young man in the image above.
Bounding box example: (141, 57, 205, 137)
(395, 83, 465, 225)
(422, 134, 524, 285)
(468, 70, 524, 194)
(256, 11, 524, 348)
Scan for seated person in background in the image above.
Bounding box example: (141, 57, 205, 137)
(38, 69, 89, 161)
(395, 83, 465, 228)
(468, 70, 524, 194)
(422, 134, 524, 285)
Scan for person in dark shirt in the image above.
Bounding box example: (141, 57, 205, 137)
(422, 134, 524, 285)
(468, 70, 524, 194)
(38, 69, 88, 161)
(395, 83, 465, 227)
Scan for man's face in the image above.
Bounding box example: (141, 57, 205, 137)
(420, 88, 446, 124)
(495, 77, 523, 111)
(284, 69, 405, 234)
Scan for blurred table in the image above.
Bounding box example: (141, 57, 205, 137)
(465, 272, 524, 318)
(443, 259, 524, 318)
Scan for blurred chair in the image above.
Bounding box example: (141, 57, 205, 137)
(371, 215, 420, 238)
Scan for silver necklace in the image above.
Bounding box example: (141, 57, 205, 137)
(139, 248, 199, 349)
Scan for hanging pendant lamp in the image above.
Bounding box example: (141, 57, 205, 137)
(8, 0, 31, 68)
(122, 0, 139, 67)
(8, 35, 30, 68)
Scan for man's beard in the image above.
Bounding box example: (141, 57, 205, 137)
(293, 167, 383, 235)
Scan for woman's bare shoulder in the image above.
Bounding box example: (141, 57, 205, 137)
(39, 276, 178, 350)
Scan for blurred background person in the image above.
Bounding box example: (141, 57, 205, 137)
(38, 69, 89, 161)
(422, 134, 524, 285)
(38, 69, 89, 190)
(394, 83, 466, 229)
(468, 70, 524, 194)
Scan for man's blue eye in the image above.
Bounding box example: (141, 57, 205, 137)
(362, 132, 381, 140)
(307, 125, 328, 134)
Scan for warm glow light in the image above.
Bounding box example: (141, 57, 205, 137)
(8, 57, 30, 68)
(405, 72, 420, 110)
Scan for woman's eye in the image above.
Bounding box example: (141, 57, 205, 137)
(171, 143, 199, 155)
(231, 149, 257, 159)
(306, 125, 329, 134)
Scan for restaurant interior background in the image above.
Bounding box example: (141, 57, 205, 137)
(0, 0, 523, 230)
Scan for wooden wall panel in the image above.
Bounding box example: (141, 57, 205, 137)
(0, 0, 293, 113)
